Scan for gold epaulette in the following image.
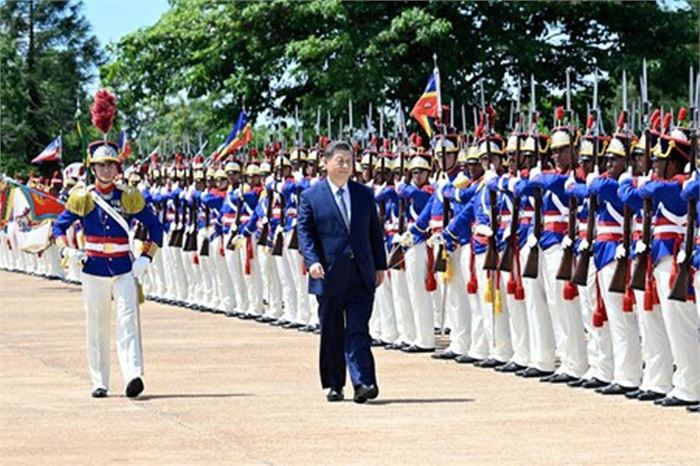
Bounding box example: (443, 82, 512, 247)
(65, 187, 95, 217)
(118, 184, 145, 214)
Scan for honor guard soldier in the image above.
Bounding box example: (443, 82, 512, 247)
(52, 89, 163, 399)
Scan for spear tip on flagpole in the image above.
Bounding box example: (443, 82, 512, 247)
(432, 53, 438, 67)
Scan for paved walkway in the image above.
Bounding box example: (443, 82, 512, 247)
(1, 271, 697, 465)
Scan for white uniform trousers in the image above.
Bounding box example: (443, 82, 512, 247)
(181, 250, 198, 304)
(81, 271, 143, 391)
(653, 256, 700, 402)
(443, 246, 471, 355)
(577, 263, 613, 383)
(404, 242, 436, 349)
(161, 234, 178, 300)
(633, 289, 673, 394)
(224, 234, 249, 314)
(196, 249, 216, 308)
(275, 248, 299, 323)
(170, 245, 189, 302)
(389, 267, 415, 345)
(210, 237, 236, 313)
(258, 246, 282, 319)
(461, 245, 488, 360)
(522, 244, 556, 371)
(44, 243, 64, 279)
(542, 244, 588, 377)
(501, 262, 529, 367)
(474, 252, 513, 362)
(598, 262, 643, 387)
(241, 240, 264, 316)
(287, 247, 312, 325)
(374, 276, 398, 343)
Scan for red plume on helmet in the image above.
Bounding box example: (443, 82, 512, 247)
(650, 109, 661, 131)
(617, 111, 626, 130)
(90, 89, 117, 136)
(586, 113, 595, 130)
(555, 106, 565, 123)
(677, 107, 687, 123)
(486, 105, 496, 129)
(662, 111, 672, 133)
(249, 147, 259, 159)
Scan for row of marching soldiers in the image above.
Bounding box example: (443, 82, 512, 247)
(123, 97, 698, 412)
(1, 105, 697, 414)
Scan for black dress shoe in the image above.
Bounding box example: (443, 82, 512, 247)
(516, 367, 554, 378)
(454, 355, 483, 364)
(637, 390, 665, 401)
(476, 358, 506, 369)
(567, 378, 587, 388)
(596, 383, 638, 395)
(371, 339, 384, 347)
(385, 342, 406, 350)
(495, 361, 526, 373)
(125, 377, 144, 398)
(401, 345, 435, 353)
(326, 388, 344, 402)
(582, 377, 609, 389)
(624, 389, 643, 399)
(548, 373, 578, 384)
(353, 384, 379, 404)
(655, 396, 699, 407)
(270, 319, 289, 326)
(431, 350, 459, 360)
(686, 404, 700, 413)
(539, 374, 557, 383)
(224, 311, 240, 318)
(298, 324, 315, 332)
(283, 322, 303, 329)
(91, 388, 108, 398)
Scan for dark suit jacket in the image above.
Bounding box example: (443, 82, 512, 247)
(297, 179, 387, 297)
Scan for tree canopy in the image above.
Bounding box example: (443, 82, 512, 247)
(1, 0, 698, 174)
(0, 0, 101, 175)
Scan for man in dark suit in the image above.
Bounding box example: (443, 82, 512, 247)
(297, 141, 387, 403)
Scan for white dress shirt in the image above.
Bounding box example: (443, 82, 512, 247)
(327, 178, 351, 227)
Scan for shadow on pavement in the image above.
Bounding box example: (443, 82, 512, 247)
(133, 393, 253, 401)
(368, 398, 475, 405)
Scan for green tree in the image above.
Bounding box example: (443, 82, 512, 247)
(0, 0, 101, 176)
(105, 0, 697, 147)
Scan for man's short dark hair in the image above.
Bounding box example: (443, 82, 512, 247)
(325, 140, 354, 159)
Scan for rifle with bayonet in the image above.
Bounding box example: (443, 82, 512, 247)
(557, 68, 578, 281)
(609, 70, 632, 293)
(500, 80, 522, 272)
(523, 75, 542, 279)
(630, 61, 653, 290)
(572, 70, 601, 286)
(482, 80, 500, 271)
(669, 69, 699, 301)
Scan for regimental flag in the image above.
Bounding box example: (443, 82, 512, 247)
(31, 135, 62, 164)
(0, 178, 13, 224)
(117, 130, 133, 161)
(4, 178, 64, 222)
(410, 65, 442, 138)
(221, 110, 253, 159)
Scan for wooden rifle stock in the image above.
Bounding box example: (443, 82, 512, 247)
(287, 186, 301, 250)
(183, 200, 198, 252)
(630, 128, 653, 290)
(258, 187, 273, 247)
(198, 202, 210, 256)
(522, 186, 541, 278)
(226, 196, 244, 250)
(271, 191, 285, 256)
(572, 195, 596, 285)
(556, 196, 577, 280)
(483, 188, 500, 270)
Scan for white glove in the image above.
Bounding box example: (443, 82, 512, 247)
(526, 234, 538, 249)
(399, 231, 414, 248)
(507, 175, 520, 193)
(586, 172, 598, 187)
(634, 241, 647, 255)
(483, 169, 498, 184)
(619, 168, 633, 185)
(564, 174, 577, 191)
(578, 238, 590, 252)
(637, 174, 651, 188)
(428, 233, 444, 247)
(676, 249, 687, 265)
(562, 235, 573, 249)
(233, 234, 246, 249)
(614, 243, 627, 260)
(474, 224, 494, 237)
(396, 181, 407, 193)
(264, 175, 275, 187)
(529, 165, 541, 180)
(293, 170, 304, 183)
(131, 255, 151, 280)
